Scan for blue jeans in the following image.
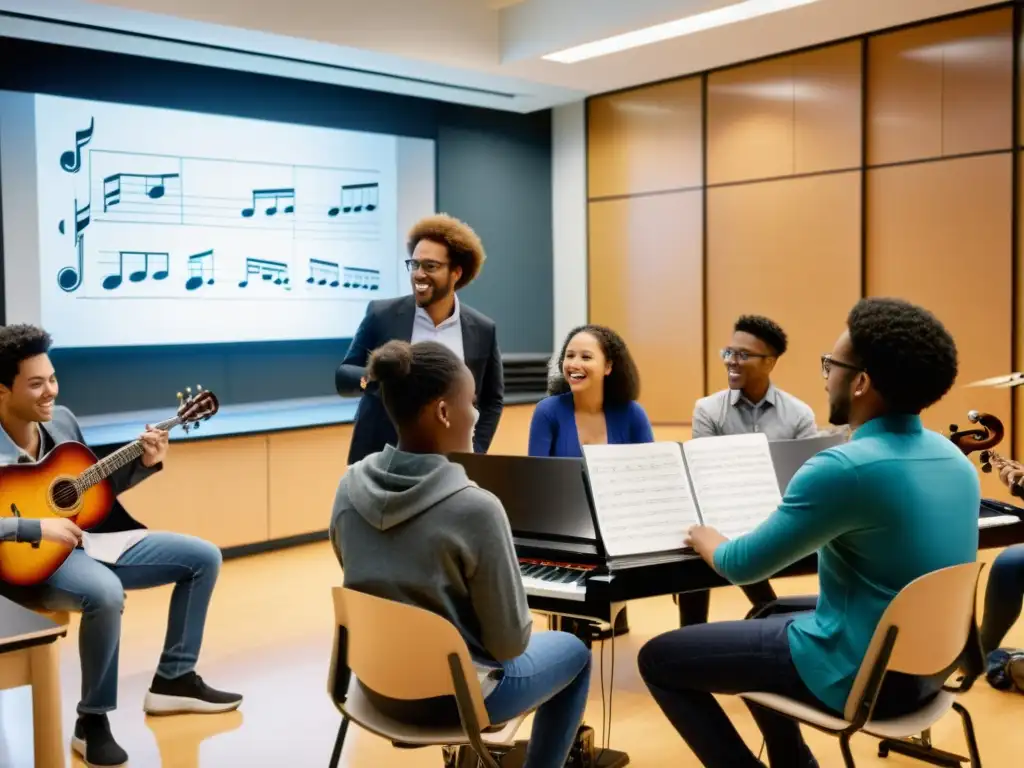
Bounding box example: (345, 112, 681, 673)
(981, 544, 1024, 660)
(484, 631, 591, 768)
(35, 532, 222, 714)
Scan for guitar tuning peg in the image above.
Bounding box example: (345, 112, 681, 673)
(196, 384, 203, 392)
(176, 392, 183, 401)
(949, 424, 958, 433)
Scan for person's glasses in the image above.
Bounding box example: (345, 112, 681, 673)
(821, 354, 864, 379)
(720, 348, 770, 363)
(405, 259, 447, 274)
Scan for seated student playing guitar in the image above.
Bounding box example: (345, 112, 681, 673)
(0, 325, 241, 768)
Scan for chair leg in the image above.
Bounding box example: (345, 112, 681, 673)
(328, 717, 349, 768)
(953, 702, 982, 767)
(839, 732, 857, 768)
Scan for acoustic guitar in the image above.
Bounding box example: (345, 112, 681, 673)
(0, 386, 218, 586)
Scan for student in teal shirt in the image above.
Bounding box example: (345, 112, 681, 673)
(639, 298, 979, 768)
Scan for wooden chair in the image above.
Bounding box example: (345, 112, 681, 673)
(739, 562, 985, 767)
(326, 587, 528, 768)
(0, 607, 69, 768)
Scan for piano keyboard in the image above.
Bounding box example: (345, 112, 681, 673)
(519, 559, 593, 602)
(979, 514, 1020, 529)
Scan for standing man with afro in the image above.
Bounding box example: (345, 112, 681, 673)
(336, 214, 504, 464)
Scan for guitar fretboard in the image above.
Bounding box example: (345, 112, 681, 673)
(76, 415, 181, 491)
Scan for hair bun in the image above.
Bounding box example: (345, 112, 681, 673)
(368, 340, 414, 383)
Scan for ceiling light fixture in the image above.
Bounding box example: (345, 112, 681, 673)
(542, 0, 822, 64)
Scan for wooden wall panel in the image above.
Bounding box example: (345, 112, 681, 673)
(705, 172, 861, 426)
(1018, 154, 1024, 465)
(588, 192, 704, 423)
(115, 405, 540, 548)
(868, 8, 1013, 165)
(708, 56, 793, 184)
(792, 42, 863, 174)
(119, 435, 270, 549)
(268, 425, 352, 540)
(485, 405, 534, 457)
(587, 78, 702, 199)
(867, 154, 1012, 498)
(708, 42, 861, 184)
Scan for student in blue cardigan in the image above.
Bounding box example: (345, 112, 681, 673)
(638, 298, 979, 767)
(529, 324, 654, 637)
(528, 324, 654, 458)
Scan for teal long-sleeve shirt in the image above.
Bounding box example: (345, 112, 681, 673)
(713, 414, 980, 714)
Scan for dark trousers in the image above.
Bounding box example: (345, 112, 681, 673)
(980, 543, 1024, 655)
(638, 616, 938, 767)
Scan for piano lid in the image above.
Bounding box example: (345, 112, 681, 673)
(449, 453, 603, 561)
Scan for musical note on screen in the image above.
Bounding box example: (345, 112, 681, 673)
(306, 258, 340, 287)
(683, 433, 782, 540)
(238, 257, 290, 288)
(185, 250, 215, 291)
(59, 118, 94, 173)
(56, 199, 91, 293)
(241, 188, 295, 218)
(103, 173, 181, 211)
(102, 251, 170, 290)
(342, 266, 380, 290)
(328, 182, 379, 216)
(582, 442, 699, 558)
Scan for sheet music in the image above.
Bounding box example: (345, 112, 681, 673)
(582, 442, 699, 557)
(80, 530, 149, 565)
(683, 433, 781, 539)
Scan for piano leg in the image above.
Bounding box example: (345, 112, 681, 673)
(676, 591, 710, 627)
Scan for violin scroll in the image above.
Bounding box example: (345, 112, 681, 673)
(948, 410, 1005, 456)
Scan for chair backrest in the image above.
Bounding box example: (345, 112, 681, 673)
(327, 586, 491, 729)
(843, 561, 983, 722)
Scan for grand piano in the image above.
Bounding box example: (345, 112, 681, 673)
(452, 425, 1024, 633)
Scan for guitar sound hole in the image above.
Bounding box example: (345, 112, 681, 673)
(51, 479, 80, 511)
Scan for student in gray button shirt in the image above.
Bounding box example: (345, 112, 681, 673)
(691, 314, 819, 611)
(693, 315, 818, 441)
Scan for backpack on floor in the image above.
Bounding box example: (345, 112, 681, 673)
(986, 648, 1024, 692)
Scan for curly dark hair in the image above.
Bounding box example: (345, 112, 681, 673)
(846, 297, 958, 414)
(367, 340, 464, 427)
(0, 324, 52, 389)
(549, 324, 641, 407)
(734, 315, 788, 356)
(407, 214, 486, 290)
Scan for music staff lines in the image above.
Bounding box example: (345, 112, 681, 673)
(86, 247, 379, 298)
(87, 147, 382, 176)
(54, 123, 392, 300)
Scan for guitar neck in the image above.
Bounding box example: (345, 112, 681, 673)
(77, 415, 180, 491)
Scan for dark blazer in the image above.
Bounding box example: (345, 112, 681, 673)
(336, 295, 504, 464)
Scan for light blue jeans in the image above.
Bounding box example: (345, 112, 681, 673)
(36, 532, 222, 714)
(484, 630, 592, 768)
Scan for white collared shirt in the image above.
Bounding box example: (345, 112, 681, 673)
(411, 294, 465, 360)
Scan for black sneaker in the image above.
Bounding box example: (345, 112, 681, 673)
(71, 714, 128, 767)
(143, 671, 242, 715)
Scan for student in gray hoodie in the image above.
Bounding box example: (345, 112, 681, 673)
(330, 339, 592, 768)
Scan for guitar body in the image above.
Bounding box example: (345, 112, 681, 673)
(0, 441, 115, 586)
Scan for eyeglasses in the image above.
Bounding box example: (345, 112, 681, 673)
(821, 354, 864, 379)
(405, 259, 447, 274)
(720, 348, 771, 363)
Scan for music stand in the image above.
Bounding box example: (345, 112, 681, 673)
(769, 433, 848, 492)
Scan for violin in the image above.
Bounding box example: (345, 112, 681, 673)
(948, 411, 1022, 498)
